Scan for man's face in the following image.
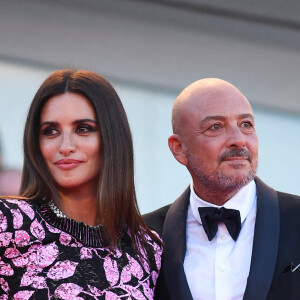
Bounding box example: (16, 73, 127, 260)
(178, 82, 258, 196)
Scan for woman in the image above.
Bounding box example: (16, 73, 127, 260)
(0, 69, 162, 299)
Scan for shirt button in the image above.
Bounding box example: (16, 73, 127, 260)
(220, 234, 227, 241)
(220, 265, 227, 272)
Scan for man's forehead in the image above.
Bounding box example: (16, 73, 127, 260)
(173, 78, 253, 131)
(178, 87, 253, 126)
(179, 78, 246, 101)
(184, 90, 252, 112)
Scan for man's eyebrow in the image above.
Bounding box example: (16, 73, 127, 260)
(200, 113, 254, 124)
(239, 113, 254, 120)
(200, 115, 226, 124)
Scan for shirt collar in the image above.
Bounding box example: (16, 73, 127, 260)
(190, 180, 257, 225)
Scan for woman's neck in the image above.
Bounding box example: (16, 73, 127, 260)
(54, 187, 101, 226)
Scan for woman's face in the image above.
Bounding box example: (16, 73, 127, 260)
(39, 92, 101, 194)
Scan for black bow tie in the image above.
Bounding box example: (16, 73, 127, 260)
(198, 207, 241, 241)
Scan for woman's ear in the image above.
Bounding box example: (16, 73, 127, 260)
(168, 134, 188, 166)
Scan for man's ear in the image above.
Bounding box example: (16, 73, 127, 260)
(168, 134, 188, 166)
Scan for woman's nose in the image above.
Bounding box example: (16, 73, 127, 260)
(59, 133, 76, 156)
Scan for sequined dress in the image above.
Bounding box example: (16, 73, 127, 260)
(0, 198, 162, 300)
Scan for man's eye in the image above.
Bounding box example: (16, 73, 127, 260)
(209, 124, 222, 130)
(242, 122, 253, 128)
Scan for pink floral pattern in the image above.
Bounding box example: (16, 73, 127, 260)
(4, 248, 21, 259)
(55, 283, 84, 299)
(46, 222, 61, 233)
(104, 256, 119, 286)
(11, 209, 23, 230)
(0, 260, 13, 276)
(59, 232, 72, 245)
(80, 247, 93, 259)
(0, 212, 7, 233)
(0, 278, 9, 293)
(20, 272, 47, 289)
(13, 290, 34, 300)
(14, 231, 30, 247)
(120, 253, 144, 283)
(47, 260, 78, 280)
(0, 199, 162, 299)
(0, 234, 12, 248)
(30, 219, 45, 240)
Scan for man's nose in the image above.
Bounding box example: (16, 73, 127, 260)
(226, 126, 246, 149)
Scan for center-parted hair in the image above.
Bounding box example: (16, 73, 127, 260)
(20, 69, 160, 254)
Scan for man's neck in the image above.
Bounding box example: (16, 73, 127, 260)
(192, 185, 241, 206)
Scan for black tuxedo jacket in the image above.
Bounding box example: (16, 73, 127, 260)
(144, 177, 300, 300)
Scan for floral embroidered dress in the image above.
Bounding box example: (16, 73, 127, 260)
(0, 198, 162, 300)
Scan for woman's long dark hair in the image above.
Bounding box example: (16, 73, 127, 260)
(20, 69, 161, 255)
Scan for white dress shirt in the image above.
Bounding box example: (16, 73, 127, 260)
(184, 180, 257, 300)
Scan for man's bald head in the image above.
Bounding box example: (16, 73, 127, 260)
(168, 78, 258, 204)
(172, 78, 251, 135)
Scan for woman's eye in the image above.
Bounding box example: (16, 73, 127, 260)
(76, 124, 97, 134)
(41, 127, 59, 136)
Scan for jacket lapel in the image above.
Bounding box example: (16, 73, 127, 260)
(243, 177, 280, 300)
(162, 187, 193, 300)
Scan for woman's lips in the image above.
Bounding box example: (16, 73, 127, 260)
(55, 159, 82, 170)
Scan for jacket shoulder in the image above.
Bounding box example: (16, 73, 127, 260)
(277, 191, 300, 212)
(143, 204, 171, 237)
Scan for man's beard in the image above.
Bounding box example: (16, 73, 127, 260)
(186, 148, 257, 193)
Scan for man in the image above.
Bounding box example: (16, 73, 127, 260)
(144, 78, 300, 300)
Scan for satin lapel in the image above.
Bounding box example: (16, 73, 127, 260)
(162, 187, 193, 300)
(243, 177, 280, 300)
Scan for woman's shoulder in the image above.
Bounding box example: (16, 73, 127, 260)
(0, 197, 37, 219)
(149, 229, 163, 245)
(125, 226, 163, 254)
(0, 197, 34, 206)
(142, 228, 163, 255)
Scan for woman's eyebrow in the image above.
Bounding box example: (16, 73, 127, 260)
(40, 121, 57, 127)
(73, 119, 97, 125)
